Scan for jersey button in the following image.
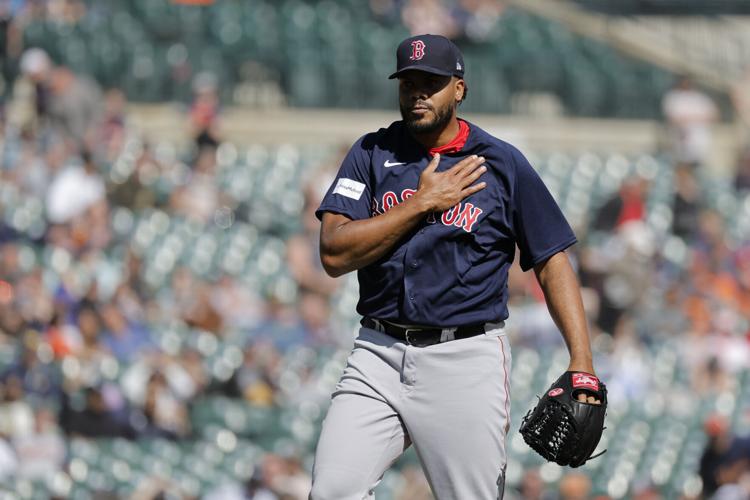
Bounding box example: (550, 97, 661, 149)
(409, 295, 415, 301)
(411, 261, 418, 268)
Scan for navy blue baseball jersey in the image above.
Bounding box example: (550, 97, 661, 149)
(316, 120, 576, 327)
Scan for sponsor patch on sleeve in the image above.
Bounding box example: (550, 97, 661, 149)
(572, 373, 599, 391)
(332, 178, 366, 200)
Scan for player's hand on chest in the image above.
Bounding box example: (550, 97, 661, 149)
(415, 153, 488, 212)
(372, 153, 490, 230)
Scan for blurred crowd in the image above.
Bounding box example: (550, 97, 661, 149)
(500, 73, 750, 499)
(0, 1, 749, 500)
(368, 0, 508, 42)
(0, 41, 346, 497)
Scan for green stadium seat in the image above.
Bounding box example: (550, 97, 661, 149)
(15, 0, 678, 116)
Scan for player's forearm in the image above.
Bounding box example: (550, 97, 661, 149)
(533, 251, 595, 374)
(320, 197, 431, 277)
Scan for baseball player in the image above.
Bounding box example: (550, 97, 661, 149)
(310, 34, 600, 500)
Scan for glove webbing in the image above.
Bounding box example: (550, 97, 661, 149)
(522, 399, 579, 463)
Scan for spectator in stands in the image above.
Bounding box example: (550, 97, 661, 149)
(0, 300, 25, 340)
(557, 471, 592, 500)
(1, 337, 60, 399)
(5, 130, 51, 200)
(587, 176, 654, 335)
(233, 341, 280, 407)
(368, 0, 402, 24)
(168, 267, 224, 334)
(0, 434, 18, 482)
(14, 269, 55, 332)
(507, 467, 549, 500)
(592, 175, 649, 232)
(84, 188, 114, 250)
(99, 88, 128, 162)
(108, 141, 162, 211)
(59, 385, 135, 439)
(677, 236, 750, 380)
(297, 292, 334, 346)
(734, 146, 750, 192)
(70, 304, 113, 386)
(631, 482, 662, 500)
(243, 467, 279, 500)
(452, 0, 506, 42)
(730, 65, 750, 142)
(9, 0, 45, 27)
(47, 65, 103, 144)
(120, 351, 203, 424)
(263, 453, 311, 500)
(45, 149, 108, 247)
(0, 241, 22, 283)
(45, 0, 86, 26)
(7, 47, 51, 135)
(111, 281, 147, 326)
(508, 261, 572, 350)
(691, 356, 734, 397)
(250, 294, 324, 351)
(45, 310, 79, 358)
(99, 302, 153, 363)
(287, 147, 344, 301)
(12, 406, 65, 480)
(401, 0, 460, 39)
(693, 209, 732, 266)
(190, 72, 222, 151)
(699, 414, 750, 498)
(671, 162, 703, 240)
(0, 1, 14, 90)
(136, 371, 190, 439)
(661, 75, 719, 167)
(735, 245, 750, 319)
(179, 348, 209, 396)
(170, 145, 226, 224)
(211, 274, 265, 330)
(0, 374, 34, 438)
(286, 197, 339, 301)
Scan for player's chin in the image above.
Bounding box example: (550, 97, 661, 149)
(404, 115, 437, 133)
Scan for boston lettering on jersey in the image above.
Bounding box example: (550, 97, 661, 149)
(316, 120, 576, 327)
(372, 188, 483, 233)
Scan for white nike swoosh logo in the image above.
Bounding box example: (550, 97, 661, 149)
(384, 160, 406, 168)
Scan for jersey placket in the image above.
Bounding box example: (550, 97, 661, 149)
(401, 225, 429, 318)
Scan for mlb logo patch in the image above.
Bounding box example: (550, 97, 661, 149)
(572, 373, 599, 391)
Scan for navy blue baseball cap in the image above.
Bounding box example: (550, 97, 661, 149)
(389, 34, 465, 80)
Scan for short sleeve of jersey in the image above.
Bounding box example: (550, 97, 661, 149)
(315, 135, 373, 222)
(512, 148, 577, 271)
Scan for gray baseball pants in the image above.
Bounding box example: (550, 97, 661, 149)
(310, 322, 512, 500)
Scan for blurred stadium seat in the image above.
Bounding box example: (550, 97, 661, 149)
(11, 1, 675, 117)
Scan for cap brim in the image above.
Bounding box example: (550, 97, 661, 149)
(388, 65, 454, 79)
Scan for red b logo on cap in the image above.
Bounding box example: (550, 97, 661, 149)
(410, 40, 425, 61)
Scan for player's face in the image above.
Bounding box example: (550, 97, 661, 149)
(398, 72, 461, 135)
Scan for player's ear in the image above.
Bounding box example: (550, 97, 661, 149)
(454, 78, 464, 102)
(455, 78, 467, 106)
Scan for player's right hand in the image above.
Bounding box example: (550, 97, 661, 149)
(415, 153, 487, 213)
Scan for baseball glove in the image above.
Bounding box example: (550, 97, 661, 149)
(519, 371, 607, 468)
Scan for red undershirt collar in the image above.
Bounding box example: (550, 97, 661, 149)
(429, 119, 470, 155)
